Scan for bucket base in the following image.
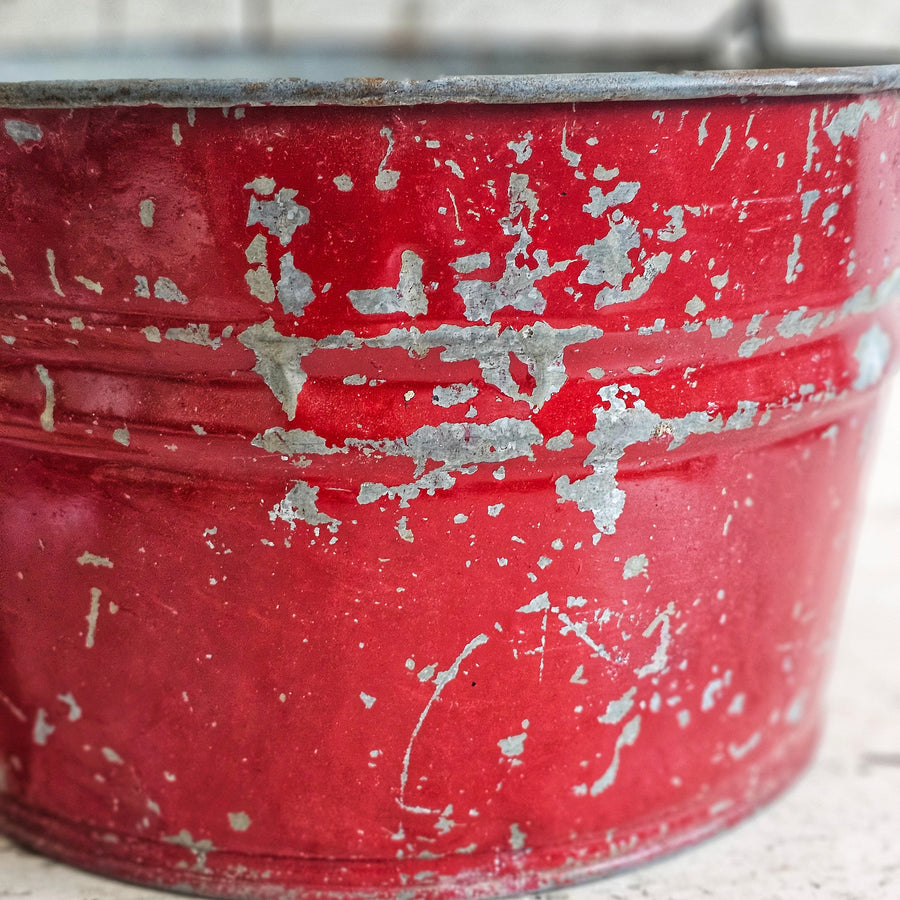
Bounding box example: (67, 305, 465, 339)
(0, 721, 819, 900)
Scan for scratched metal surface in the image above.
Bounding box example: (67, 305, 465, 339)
(0, 65, 900, 108)
(1, 82, 899, 899)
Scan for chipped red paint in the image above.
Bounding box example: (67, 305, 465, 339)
(1, 88, 899, 900)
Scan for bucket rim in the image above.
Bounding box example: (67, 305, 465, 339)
(1, 64, 899, 109)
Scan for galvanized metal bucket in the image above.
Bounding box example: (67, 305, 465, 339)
(1, 65, 899, 900)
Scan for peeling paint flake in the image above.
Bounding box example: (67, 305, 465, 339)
(507, 131, 533, 163)
(46, 249, 64, 297)
(277, 252, 315, 315)
(4, 119, 43, 145)
(451, 252, 490, 275)
(583, 182, 640, 218)
(824, 99, 881, 145)
(154, 277, 188, 304)
(85, 587, 102, 648)
(238, 319, 315, 419)
(74, 275, 103, 294)
(375, 126, 400, 190)
(598, 687, 637, 725)
(35, 364, 55, 432)
(711, 126, 732, 170)
(247, 187, 309, 246)
(853, 323, 891, 390)
(245, 176, 275, 195)
(77, 551, 113, 568)
(349, 250, 427, 317)
(588, 715, 641, 796)
(455, 173, 571, 323)
(785, 235, 802, 284)
(165, 323, 224, 349)
(271, 480, 341, 532)
(139, 199, 155, 228)
(33, 709, 55, 746)
(228, 812, 252, 832)
(623, 554, 648, 579)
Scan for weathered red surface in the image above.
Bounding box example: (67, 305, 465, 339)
(1, 91, 899, 899)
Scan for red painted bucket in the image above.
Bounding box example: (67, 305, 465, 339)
(1, 68, 899, 899)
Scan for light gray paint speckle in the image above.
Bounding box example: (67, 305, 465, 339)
(623, 554, 648, 579)
(579, 216, 672, 309)
(74, 275, 102, 294)
(706, 316, 733, 338)
(154, 277, 188, 304)
(245, 176, 275, 195)
(271, 480, 341, 531)
(166, 323, 222, 349)
(101, 747, 124, 765)
(456, 174, 570, 323)
(555, 385, 659, 538)
(34, 364, 55, 432)
(509, 822, 527, 851)
(77, 551, 113, 568)
(507, 131, 533, 163)
(247, 187, 309, 245)
(33, 709, 55, 745)
(357, 418, 542, 507)
(139, 198, 155, 227)
(800, 189, 820, 219)
(685, 295, 705, 317)
(245, 234, 267, 265)
(853, 323, 891, 390)
(777, 306, 825, 338)
(657, 205, 688, 242)
(824, 99, 881, 145)
(252, 427, 341, 457)
(598, 687, 637, 725)
(728, 731, 762, 760)
(85, 587, 102, 648)
(349, 250, 427, 317)
(4, 119, 42, 144)
(432, 383, 478, 408)
(238, 319, 315, 419)
(546, 430, 574, 451)
(57, 692, 82, 722)
(112, 426, 130, 447)
(228, 812, 252, 832)
(246, 265, 276, 304)
(375, 126, 400, 190)
(46, 248, 64, 297)
(451, 252, 491, 274)
(587, 715, 641, 796)
(498, 728, 527, 757)
(277, 252, 316, 316)
(821, 202, 840, 227)
(785, 234, 802, 284)
(583, 181, 640, 218)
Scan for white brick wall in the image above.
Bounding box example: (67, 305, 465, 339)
(0, 0, 898, 52)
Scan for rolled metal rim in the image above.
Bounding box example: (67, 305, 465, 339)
(1, 64, 899, 108)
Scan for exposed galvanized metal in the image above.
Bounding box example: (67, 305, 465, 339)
(0, 64, 899, 108)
